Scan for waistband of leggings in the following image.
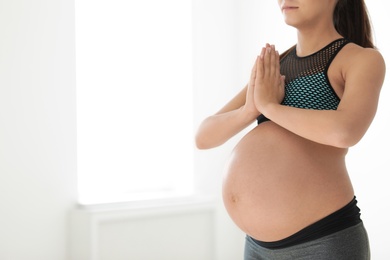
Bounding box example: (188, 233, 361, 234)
(250, 196, 362, 249)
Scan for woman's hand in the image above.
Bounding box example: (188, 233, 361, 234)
(242, 58, 261, 116)
(254, 44, 285, 112)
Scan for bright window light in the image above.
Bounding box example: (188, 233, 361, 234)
(75, 0, 193, 205)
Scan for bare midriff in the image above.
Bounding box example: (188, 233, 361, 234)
(222, 120, 355, 242)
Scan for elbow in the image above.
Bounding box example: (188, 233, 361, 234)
(328, 127, 362, 148)
(196, 142, 210, 150)
(194, 118, 223, 149)
(195, 132, 213, 150)
(195, 136, 208, 150)
(331, 136, 356, 149)
(195, 116, 231, 149)
(195, 131, 222, 150)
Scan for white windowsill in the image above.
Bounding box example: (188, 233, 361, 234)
(74, 192, 218, 215)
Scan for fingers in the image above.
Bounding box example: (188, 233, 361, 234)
(250, 56, 257, 87)
(258, 43, 279, 78)
(256, 48, 266, 83)
(275, 50, 280, 77)
(263, 46, 271, 76)
(269, 45, 276, 76)
(280, 74, 286, 89)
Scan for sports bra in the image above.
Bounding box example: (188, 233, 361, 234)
(257, 38, 350, 124)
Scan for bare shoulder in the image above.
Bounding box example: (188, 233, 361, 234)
(342, 43, 385, 71)
(341, 43, 386, 87)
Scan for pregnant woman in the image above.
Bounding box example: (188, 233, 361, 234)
(195, 0, 385, 259)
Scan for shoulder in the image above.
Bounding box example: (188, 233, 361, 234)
(341, 43, 385, 71)
(340, 43, 386, 86)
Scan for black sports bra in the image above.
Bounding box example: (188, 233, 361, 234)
(257, 38, 350, 124)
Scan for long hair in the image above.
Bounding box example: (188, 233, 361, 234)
(280, 0, 375, 59)
(333, 0, 375, 48)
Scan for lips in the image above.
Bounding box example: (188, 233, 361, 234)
(282, 6, 298, 12)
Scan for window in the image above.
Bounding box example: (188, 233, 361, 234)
(75, 0, 193, 205)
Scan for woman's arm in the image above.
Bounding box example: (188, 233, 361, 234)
(257, 46, 386, 148)
(195, 59, 261, 149)
(195, 85, 259, 149)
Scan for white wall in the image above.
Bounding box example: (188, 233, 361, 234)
(0, 0, 77, 259)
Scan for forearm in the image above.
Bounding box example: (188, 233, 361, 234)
(262, 104, 371, 148)
(195, 107, 258, 149)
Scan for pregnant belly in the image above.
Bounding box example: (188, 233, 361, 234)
(222, 121, 353, 242)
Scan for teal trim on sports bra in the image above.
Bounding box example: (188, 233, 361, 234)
(257, 38, 349, 124)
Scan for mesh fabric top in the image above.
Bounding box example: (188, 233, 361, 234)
(257, 38, 349, 124)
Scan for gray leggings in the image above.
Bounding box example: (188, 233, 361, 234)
(244, 222, 370, 260)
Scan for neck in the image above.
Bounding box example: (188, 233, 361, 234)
(295, 27, 342, 57)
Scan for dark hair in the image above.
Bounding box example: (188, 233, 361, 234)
(280, 0, 375, 59)
(333, 0, 375, 48)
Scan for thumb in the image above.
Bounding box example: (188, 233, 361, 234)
(280, 75, 286, 86)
